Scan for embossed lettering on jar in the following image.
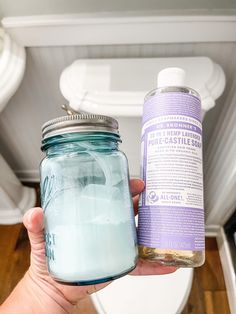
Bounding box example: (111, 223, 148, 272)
(40, 114, 138, 285)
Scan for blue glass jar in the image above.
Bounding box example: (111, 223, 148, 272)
(40, 114, 138, 285)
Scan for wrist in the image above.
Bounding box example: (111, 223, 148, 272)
(1, 270, 74, 314)
(26, 269, 75, 313)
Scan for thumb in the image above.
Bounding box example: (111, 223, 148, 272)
(23, 207, 47, 275)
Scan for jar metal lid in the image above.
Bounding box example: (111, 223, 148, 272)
(42, 114, 119, 139)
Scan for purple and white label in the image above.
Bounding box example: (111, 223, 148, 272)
(138, 92, 205, 251)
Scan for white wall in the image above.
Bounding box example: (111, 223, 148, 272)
(0, 41, 236, 181)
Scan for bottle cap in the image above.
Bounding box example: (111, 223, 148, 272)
(157, 67, 186, 88)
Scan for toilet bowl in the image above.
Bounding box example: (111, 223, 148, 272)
(91, 267, 193, 314)
(92, 212, 193, 313)
(91, 217, 193, 313)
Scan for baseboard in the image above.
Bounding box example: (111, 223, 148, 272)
(15, 170, 40, 182)
(0, 187, 36, 224)
(205, 225, 221, 237)
(216, 227, 236, 314)
(205, 225, 235, 313)
(0, 208, 23, 225)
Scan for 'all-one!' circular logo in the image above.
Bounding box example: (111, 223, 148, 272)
(147, 191, 159, 204)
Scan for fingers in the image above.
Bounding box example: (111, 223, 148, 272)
(130, 179, 145, 197)
(23, 207, 44, 234)
(130, 179, 144, 215)
(129, 179, 176, 275)
(133, 195, 139, 216)
(131, 259, 177, 276)
(23, 207, 47, 274)
(23, 207, 44, 250)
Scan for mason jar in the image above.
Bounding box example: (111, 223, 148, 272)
(40, 114, 138, 285)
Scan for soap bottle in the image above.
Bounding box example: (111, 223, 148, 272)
(138, 67, 205, 267)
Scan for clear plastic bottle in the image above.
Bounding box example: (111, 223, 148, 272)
(138, 68, 205, 267)
(40, 114, 138, 285)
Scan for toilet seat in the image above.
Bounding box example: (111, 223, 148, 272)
(91, 268, 193, 314)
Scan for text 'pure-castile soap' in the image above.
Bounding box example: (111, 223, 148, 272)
(138, 67, 205, 267)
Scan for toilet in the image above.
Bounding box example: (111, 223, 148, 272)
(91, 268, 193, 314)
(0, 28, 36, 224)
(59, 58, 225, 314)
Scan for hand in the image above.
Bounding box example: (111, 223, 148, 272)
(20, 179, 176, 313)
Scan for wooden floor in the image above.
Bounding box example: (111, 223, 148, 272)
(182, 238, 231, 314)
(0, 224, 231, 313)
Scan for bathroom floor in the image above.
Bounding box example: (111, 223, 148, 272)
(0, 185, 231, 314)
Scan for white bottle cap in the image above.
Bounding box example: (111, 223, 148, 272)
(157, 67, 186, 88)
